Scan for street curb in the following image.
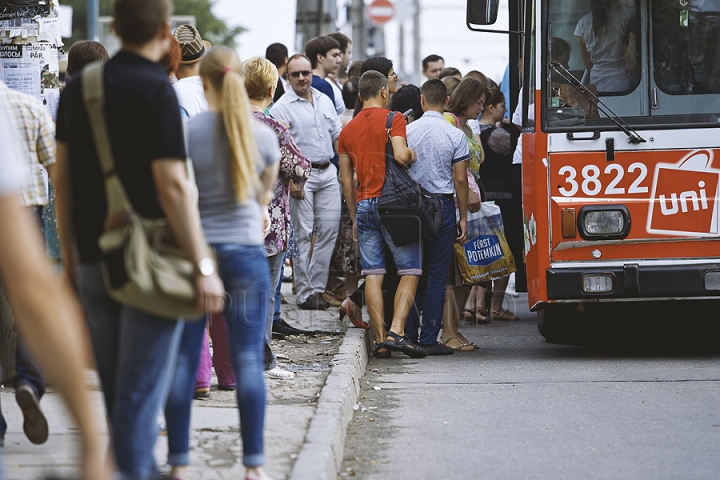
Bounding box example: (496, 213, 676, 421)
(289, 326, 371, 480)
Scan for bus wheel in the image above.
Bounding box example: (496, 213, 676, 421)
(537, 306, 591, 345)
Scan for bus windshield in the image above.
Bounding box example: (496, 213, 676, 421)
(544, 0, 720, 131)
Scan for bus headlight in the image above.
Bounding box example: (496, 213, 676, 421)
(578, 206, 630, 240)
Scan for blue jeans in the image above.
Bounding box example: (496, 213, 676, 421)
(265, 253, 286, 370)
(213, 244, 269, 467)
(272, 252, 286, 325)
(77, 262, 183, 480)
(404, 196, 457, 345)
(164, 317, 206, 466)
(355, 198, 422, 276)
(14, 340, 44, 398)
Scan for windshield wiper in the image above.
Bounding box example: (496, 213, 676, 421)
(549, 62, 646, 144)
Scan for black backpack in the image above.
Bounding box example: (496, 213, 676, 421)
(377, 112, 444, 246)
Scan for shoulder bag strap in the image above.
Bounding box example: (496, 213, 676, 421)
(385, 110, 398, 157)
(81, 62, 134, 217)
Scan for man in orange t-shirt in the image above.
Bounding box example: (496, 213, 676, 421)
(338, 70, 426, 359)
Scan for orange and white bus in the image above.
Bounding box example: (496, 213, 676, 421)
(467, 0, 720, 341)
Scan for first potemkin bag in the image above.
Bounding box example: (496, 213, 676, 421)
(81, 62, 204, 320)
(454, 201, 516, 284)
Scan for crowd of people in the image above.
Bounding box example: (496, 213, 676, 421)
(0, 0, 525, 478)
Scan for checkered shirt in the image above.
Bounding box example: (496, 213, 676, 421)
(0, 80, 56, 206)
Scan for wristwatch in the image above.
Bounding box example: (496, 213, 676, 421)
(197, 257, 215, 277)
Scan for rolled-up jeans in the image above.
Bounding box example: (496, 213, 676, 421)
(213, 243, 269, 467)
(77, 262, 183, 480)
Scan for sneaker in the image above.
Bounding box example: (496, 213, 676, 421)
(272, 318, 307, 335)
(15, 384, 48, 444)
(265, 366, 295, 379)
(298, 292, 330, 310)
(421, 342, 455, 356)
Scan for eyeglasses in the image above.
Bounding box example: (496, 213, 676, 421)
(289, 70, 312, 78)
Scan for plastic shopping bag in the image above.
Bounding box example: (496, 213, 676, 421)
(454, 202, 516, 284)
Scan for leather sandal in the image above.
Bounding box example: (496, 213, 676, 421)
(442, 336, 475, 351)
(372, 344, 391, 359)
(381, 331, 427, 358)
(457, 332, 479, 349)
(490, 308, 519, 322)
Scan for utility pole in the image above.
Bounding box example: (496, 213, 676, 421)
(296, 0, 337, 52)
(350, 0, 367, 59)
(412, 0, 420, 84)
(88, 0, 99, 41)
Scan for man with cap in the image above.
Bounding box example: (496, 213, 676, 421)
(173, 24, 210, 118)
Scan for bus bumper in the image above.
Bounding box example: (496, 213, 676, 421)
(546, 263, 720, 300)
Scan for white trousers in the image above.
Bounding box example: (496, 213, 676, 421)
(290, 165, 341, 304)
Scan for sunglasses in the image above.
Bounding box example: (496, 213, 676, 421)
(289, 70, 312, 78)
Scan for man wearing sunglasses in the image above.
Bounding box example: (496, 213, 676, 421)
(270, 54, 343, 311)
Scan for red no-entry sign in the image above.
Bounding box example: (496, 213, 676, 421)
(366, 0, 395, 27)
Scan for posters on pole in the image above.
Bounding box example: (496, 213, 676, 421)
(0, 43, 60, 117)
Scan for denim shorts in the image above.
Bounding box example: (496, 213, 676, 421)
(355, 198, 422, 276)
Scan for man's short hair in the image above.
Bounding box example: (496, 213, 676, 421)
(287, 53, 311, 70)
(304, 36, 341, 69)
(358, 70, 388, 101)
(442, 76, 461, 96)
(464, 70, 498, 89)
(265, 42, 288, 68)
(347, 60, 364, 79)
(421, 79, 447, 106)
(439, 67, 461, 79)
(66, 40, 109, 77)
(551, 37, 571, 62)
(422, 54, 444, 72)
(327, 32, 351, 53)
(113, 0, 171, 46)
(244, 56, 279, 100)
(342, 77, 359, 110)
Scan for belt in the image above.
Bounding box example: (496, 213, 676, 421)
(439, 193, 454, 199)
(311, 162, 331, 170)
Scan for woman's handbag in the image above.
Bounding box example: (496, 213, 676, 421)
(81, 62, 204, 321)
(454, 201, 516, 284)
(377, 112, 443, 247)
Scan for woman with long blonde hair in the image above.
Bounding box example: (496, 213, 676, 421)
(189, 46, 279, 480)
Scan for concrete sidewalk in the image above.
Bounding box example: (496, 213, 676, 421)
(1, 283, 370, 480)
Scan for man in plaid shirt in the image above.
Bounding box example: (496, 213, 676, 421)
(0, 73, 56, 446)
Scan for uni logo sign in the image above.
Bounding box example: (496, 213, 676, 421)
(647, 150, 720, 237)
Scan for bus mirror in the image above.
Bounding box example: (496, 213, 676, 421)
(467, 0, 500, 25)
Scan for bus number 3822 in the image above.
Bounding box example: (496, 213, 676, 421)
(557, 163, 649, 197)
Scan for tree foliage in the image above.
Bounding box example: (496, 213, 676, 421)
(60, 0, 245, 51)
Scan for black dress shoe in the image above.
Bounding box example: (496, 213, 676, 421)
(298, 292, 330, 310)
(272, 318, 307, 335)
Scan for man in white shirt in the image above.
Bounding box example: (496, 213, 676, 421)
(270, 54, 343, 310)
(172, 24, 210, 117)
(326, 32, 352, 116)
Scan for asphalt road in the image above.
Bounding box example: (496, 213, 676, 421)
(341, 294, 720, 480)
